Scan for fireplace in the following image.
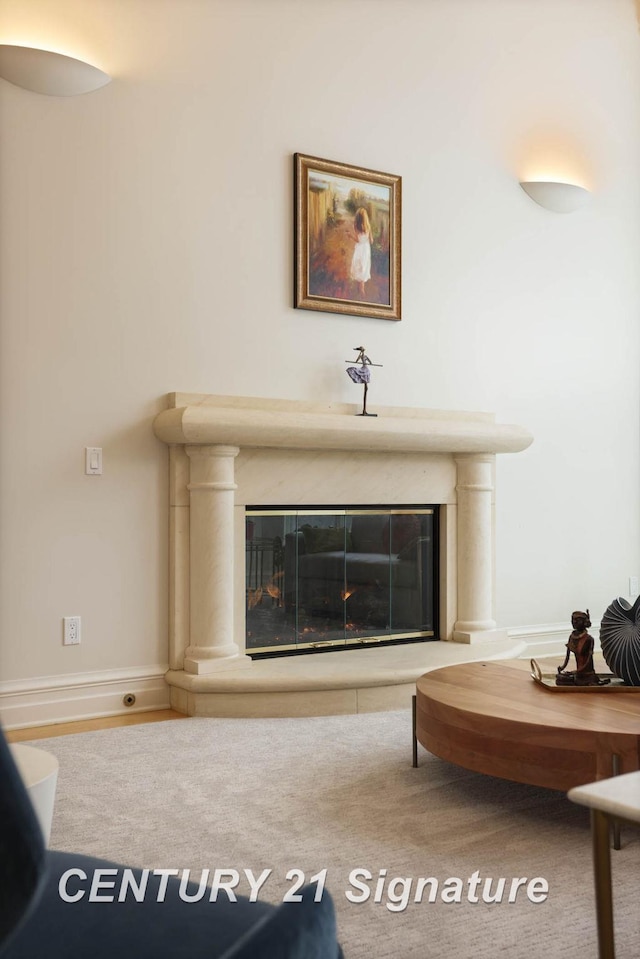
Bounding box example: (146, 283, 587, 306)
(153, 393, 532, 702)
(245, 506, 438, 655)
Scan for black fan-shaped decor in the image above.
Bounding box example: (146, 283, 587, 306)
(599, 595, 640, 686)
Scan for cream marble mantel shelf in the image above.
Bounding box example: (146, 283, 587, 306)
(153, 393, 533, 718)
(153, 393, 532, 455)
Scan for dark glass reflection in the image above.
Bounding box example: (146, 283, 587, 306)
(245, 508, 437, 655)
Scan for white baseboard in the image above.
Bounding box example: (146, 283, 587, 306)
(0, 665, 170, 730)
(509, 621, 602, 659)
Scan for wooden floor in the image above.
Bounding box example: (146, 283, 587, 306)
(5, 710, 187, 743)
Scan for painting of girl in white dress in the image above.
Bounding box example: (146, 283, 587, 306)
(350, 207, 373, 297)
(294, 153, 401, 321)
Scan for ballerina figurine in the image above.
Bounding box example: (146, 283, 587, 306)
(345, 346, 383, 417)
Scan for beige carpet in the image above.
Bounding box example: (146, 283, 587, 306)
(30, 711, 639, 959)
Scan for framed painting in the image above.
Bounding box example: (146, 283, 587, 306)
(294, 153, 401, 321)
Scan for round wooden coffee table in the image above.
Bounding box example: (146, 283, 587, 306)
(414, 662, 640, 791)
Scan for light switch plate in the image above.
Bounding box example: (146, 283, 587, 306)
(85, 447, 102, 475)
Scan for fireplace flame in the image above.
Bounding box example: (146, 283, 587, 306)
(247, 570, 284, 609)
(247, 587, 263, 609)
(341, 587, 356, 601)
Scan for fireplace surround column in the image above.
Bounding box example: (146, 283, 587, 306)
(184, 445, 249, 674)
(453, 454, 506, 643)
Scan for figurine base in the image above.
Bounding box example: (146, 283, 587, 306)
(356, 413, 378, 417)
(556, 673, 610, 687)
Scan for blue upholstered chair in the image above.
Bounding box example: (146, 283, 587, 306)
(0, 727, 343, 958)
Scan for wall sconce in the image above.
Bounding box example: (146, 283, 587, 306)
(519, 180, 590, 214)
(0, 44, 110, 96)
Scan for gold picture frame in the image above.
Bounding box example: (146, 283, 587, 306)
(294, 153, 401, 321)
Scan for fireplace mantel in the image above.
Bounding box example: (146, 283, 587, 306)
(153, 393, 533, 715)
(154, 393, 532, 455)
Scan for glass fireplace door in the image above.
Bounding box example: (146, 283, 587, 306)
(245, 507, 437, 656)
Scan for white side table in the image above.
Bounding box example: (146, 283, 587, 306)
(9, 743, 59, 846)
(568, 771, 640, 959)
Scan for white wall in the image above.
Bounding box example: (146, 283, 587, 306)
(1, 0, 639, 690)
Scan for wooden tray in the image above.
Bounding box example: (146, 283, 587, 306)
(530, 659, 640, 693)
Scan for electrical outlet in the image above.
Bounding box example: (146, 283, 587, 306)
(630, 577, 639, 597)
(63, 616, 81, 645)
